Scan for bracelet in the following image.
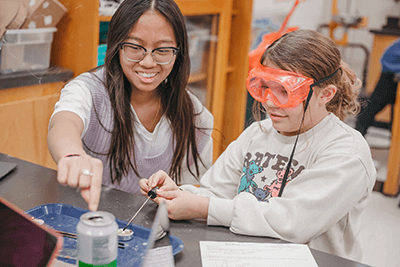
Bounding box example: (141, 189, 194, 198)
(63, 154, 81, 158)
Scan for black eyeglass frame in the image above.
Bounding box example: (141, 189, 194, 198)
(119, 42, 180, 65)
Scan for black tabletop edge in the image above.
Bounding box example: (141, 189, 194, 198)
(370, 28, 400, 36)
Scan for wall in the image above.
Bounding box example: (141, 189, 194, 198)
(252, 0, 400, 83)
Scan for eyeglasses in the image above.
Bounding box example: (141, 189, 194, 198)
(120, 42, 179, 65)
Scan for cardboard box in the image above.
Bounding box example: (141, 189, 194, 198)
(18, 0, 67, 29)
(0, 1, 28, 39)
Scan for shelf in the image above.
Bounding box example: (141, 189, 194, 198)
(99, 16, 112, 22)
(188, 73, 207, 84)
(0, 67, 73, 90)
(226, 66, 234, 74)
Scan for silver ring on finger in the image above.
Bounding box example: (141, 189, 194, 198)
(81, 169, 93, 176)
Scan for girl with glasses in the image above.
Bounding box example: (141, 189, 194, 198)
(47, 0, 213, 211)
(140, 29, 376, 262)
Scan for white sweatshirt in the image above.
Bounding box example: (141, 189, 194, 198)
(181, 113, 376, 262)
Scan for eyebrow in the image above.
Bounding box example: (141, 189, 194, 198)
(126, 36, 176, 45)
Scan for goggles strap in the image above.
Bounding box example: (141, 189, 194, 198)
(277, 113, 304, 197)
(310, 68, 340, 89)
(277, 68, 339, 197)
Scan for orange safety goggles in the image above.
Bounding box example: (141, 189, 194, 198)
(246, 66, 314, 108)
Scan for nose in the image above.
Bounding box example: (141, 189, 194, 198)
(262, 97, 278, 109)
(139, 51, 157, 67)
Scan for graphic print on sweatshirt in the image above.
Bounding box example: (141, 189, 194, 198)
(238, 151, 305, 201)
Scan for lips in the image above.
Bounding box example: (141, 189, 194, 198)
(136, 71, 158, 83)
(268, 112, 287, 121)
(137, 71, 157, 78)
(269, 112, 285, 117)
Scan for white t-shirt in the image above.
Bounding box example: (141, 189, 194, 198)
(50, 68, 214, 188)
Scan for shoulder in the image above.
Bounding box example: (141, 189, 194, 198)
(64, 68, 108, 99)
(313, 114, 375, 173)
(234, 119, 275, 146)
(76, 68, 106, 89)
(313, 114, 366, 150)
(324, 114, 367, 144)
(245, 119, 274, 136)
(187, 90, 214, 127)
(187, 90, 209, 113)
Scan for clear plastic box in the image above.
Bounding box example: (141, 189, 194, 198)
(0, 28, 57, 73)
(188, 28, 211, 75)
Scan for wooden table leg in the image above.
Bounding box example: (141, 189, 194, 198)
(383, 81, 400, 196)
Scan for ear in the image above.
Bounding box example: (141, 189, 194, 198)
(318, 85, 337, 105)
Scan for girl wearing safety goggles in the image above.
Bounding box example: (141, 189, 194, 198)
(139, 29, 376, 263)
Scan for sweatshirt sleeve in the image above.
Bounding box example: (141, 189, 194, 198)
(181, 122, 260, 226)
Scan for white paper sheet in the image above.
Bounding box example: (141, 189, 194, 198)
(142, 245, 175, 267)
(200, 241, 318, 267)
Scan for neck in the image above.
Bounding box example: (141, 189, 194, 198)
(130, 90, 160, 108)
(300, 108, 329, 134)
(130, 90, 163, 133)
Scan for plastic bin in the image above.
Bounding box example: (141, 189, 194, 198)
(0, 27, 57, 73)
(188, 28, 211, 75)
(185, 17, 214, 75)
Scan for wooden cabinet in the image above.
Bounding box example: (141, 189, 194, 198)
(51, 0, 253, 160)
(0, 83, 63, 170)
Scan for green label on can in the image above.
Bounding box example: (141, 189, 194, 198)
(78, 259, 117, 267)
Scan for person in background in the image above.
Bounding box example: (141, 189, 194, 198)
(140, 29, 376, 262)
(355, 38, 400, 136)
(47, 0, 213, 211)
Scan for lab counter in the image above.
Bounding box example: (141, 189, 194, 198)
(0, 153, 371, 267)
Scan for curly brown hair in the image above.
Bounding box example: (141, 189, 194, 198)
(255, 29, 361, 121)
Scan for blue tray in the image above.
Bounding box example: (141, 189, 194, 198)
(25, 203, 184, 266)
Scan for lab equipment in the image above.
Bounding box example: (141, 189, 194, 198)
(122, 186, 158, 231)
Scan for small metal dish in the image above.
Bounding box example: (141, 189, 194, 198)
(156, 224, 167, 240)
(32, 218, 44, 225)
(118, 228, 134, 241)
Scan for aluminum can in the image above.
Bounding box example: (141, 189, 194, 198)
(77, 211, 118, 266)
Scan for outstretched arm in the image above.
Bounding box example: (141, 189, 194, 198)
(48, 111, 102, 211)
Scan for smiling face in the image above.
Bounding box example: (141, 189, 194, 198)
(262, 96, 307, 136)
(119, 10, 177, 96)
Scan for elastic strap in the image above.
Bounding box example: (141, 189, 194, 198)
(310, 68, 339, 89)
(278, 68, 339, 197)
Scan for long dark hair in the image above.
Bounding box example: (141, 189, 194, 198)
(101, 0, 203, 184)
